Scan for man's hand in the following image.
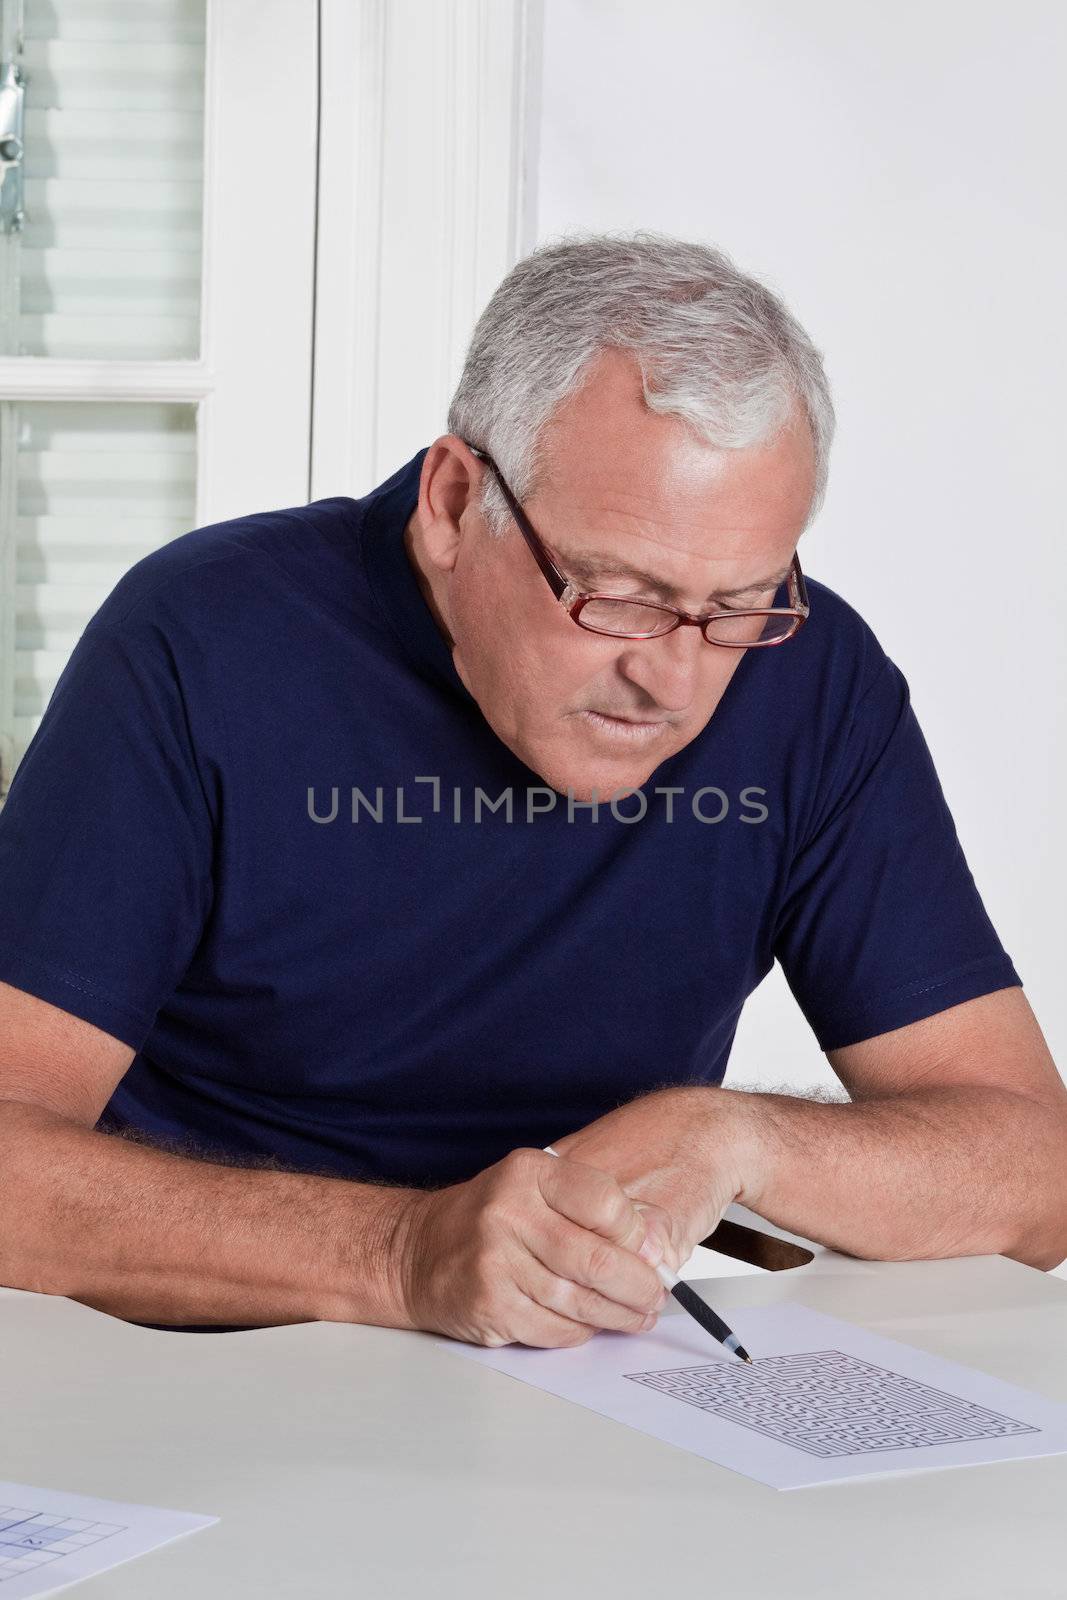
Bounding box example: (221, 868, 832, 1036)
(547, 993, 1067, 1274)
(549, 1086, 748, 1270)
(394, 1147, 674, 1347)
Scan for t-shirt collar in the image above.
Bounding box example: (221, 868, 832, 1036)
(360, 446, 475, 703)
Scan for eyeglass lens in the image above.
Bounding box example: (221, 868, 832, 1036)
(576, 597, 798, 644)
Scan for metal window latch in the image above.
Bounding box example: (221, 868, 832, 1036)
(0, 58, 25, 233)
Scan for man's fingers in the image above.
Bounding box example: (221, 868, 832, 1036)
(522, 1254, 660, 1337)
(509, 1291, 598, 1349)
(405, 1148, 681, 1349)
(536, 1148, 649, 1247)
(533, 1149, 672, 1311)
(529, 1210, 667, 1318)
(538, 1150, 679, 1273)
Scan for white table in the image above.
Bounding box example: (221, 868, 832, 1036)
(3, 1222, 1066, 1598)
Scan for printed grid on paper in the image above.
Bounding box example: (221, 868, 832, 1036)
(623, 1349, 1040, 1458)
(0, 1507, 126, 1581)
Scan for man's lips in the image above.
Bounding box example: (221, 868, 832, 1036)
(577, 708, 678, 742)
(585, 710, 672, 726)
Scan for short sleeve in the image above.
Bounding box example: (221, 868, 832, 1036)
(0, 621, 215, 1052)
(773, 653, 1020, 1052)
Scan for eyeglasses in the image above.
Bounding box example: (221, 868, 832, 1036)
(465, 444, 809, 647)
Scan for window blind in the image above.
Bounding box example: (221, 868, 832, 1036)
(17, 0, 206, 360)
(0, 0, 207, 798)
(1, 399, 197, 792)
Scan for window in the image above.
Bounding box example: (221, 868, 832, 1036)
(0, 0, 317, 798)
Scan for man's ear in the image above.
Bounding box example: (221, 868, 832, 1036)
(416, 436, 483, 576)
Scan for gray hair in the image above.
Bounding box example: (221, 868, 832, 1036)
(446, 230, 835, 537)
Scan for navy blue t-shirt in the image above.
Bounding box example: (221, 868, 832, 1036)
(0, 449, 1020, 1187)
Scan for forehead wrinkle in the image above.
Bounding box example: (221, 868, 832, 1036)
(539, 487, 793, 602)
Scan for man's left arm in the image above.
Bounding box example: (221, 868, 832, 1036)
(550, 987, 1067, 1273)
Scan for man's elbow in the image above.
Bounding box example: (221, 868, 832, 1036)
(1006, 1237, 1067, 1273)
(1005, 1221, 1067, 1274)
(1002, 1109, 1067, 1272)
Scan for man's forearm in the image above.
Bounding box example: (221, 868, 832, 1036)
(721, 1084, 1067, 1270)
(0, 1100, 418, 1326)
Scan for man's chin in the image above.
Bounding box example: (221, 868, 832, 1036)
(515, 714, 685, 802)
(535, 748, 670, 804)
(557, 769, 658, 804)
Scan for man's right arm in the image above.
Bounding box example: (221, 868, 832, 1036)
(0, 980, 420, 1328)
(0, 981, 670, 1341)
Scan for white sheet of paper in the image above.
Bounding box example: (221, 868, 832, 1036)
(442, 1301, 1067, 1489)
(0, 1481, 216, 1598)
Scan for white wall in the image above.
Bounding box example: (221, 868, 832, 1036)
(535, 0, 1066, 1094)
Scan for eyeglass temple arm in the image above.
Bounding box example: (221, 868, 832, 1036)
(465, 443, 570, 600)
(790, 550, 809, 612)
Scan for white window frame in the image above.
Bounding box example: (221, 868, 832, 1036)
(0, 0, 318, 520)
(0, 0, 318, 794)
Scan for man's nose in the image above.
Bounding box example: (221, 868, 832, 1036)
(616, 622, 707, 714)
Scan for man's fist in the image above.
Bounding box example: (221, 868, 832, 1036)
(549, 1085, 748, 1267)
(395, 1147, 674, 1347)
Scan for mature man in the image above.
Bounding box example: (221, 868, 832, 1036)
(0, 234, 1064, 1345)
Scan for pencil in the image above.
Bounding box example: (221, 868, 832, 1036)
(543, 1144, 753, 1364)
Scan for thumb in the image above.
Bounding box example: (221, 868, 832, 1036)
(632, 1200, 676, 1271)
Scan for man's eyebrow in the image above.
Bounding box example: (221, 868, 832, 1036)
(555, 548, 792, 604)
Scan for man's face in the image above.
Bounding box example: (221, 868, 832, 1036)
(410, 349, 816, 801)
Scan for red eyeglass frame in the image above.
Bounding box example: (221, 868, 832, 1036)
(464, 442, 810, 647)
